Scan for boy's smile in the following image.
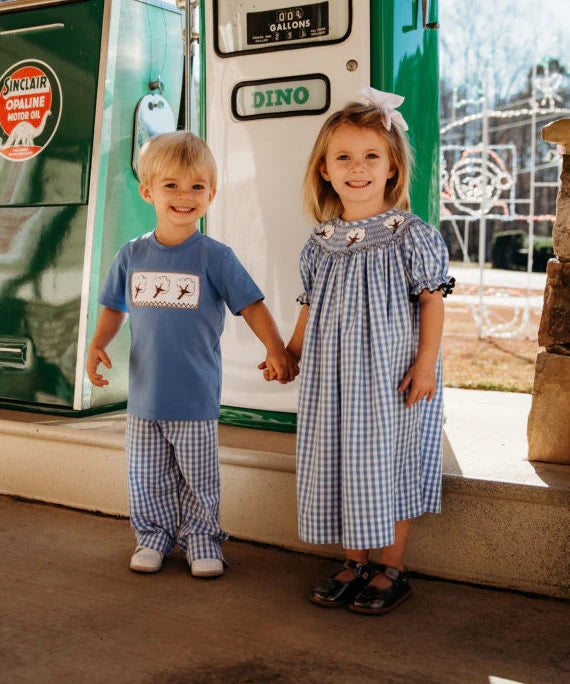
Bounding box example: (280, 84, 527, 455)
(139, 169, 216, 245)
(320, 124, 395, 221)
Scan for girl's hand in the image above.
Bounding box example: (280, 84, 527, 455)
(398, 361, 436, 407)
(284, 348, 301, 382)
(86, 346, 112, 387)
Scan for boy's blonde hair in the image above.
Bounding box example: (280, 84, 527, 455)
(138, 131, 217, 188)
(303, 102, 413, 223)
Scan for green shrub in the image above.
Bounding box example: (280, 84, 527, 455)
(532, 237, 554, 272)
(491, 230, 525, 269)
(491, 230, 553, 272)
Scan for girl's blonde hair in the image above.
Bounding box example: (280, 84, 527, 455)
(303, 102, 413, 223)
(138, 131, 217, 188)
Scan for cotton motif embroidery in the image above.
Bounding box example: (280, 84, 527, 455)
(153, 276, 170, 299)
(177, 277, 195, 300)
(346, 227, 366, 246)
(383, 214, 406, 232)
(315, 224, 335, 240)
(133, 274, 147, 299)
(130, 271, 200, 309)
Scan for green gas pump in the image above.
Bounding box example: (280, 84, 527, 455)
(196, 0, 440, 431)
(0, 0, 183, 414)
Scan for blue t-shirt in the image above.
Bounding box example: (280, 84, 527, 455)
(97, 231, 263, 420)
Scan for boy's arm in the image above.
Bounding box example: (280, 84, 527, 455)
(398, 290, 444, 407)
(86, 307, 128, 387)
(240, 300, 298, 382)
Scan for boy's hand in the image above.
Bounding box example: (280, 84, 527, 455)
(258, 348, 299, 384)
(87, 346, 112, 387)
(398, 361, 436, 407)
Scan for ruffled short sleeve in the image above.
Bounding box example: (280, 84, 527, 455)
(403, 220, 455, 300)
(296, 238, 318, 305)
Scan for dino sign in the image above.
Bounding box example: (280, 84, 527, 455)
(0, 60, 62, 162)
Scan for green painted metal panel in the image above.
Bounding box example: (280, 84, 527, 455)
(0, 0, 103, 205)
(0, 204, 88, 407)
(219, 406, 297, 433)
(370, 0, 439, 226)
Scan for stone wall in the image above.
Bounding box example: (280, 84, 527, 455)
(527, 119, 570, 464)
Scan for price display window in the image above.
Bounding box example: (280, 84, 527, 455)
(215, 0, 352, 56)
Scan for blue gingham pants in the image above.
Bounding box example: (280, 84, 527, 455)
(125, 414, 228, 562)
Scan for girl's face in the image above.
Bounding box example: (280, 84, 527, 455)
(320, 124, 396, 221)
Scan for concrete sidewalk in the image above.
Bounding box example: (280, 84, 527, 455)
(1, 496, 568, 684)
(449, 266, 546, 291)
(446, 265, 545, 309)
(1, 388, 569, 599)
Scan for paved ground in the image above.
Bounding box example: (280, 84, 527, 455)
(1, 496, 568, 684)
(446, 266, 545, 310)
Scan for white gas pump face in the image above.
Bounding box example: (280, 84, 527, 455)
(204, 0, 369, 415)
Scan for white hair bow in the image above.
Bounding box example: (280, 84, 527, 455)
(358, 87, 409, 131)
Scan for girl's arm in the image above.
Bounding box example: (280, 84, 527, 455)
(240, 300, 298, 382)
(86, 307, 128, 387)
(256, 303, 308, 383)
(286, 304, 310, 363)
(398, 290, 444, 407)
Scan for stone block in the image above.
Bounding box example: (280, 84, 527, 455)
(527, 351, 570, 463)
(538, 258, 570, 347)
(552, 155, 570, 258)
(541, 118, 570, 148)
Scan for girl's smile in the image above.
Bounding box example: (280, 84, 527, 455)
(320, 124, 395, 221)
(346, 180, 371, 188)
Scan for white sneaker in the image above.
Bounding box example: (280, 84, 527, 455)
(129, 546, 163, 573)
(191, 558, 224, 577)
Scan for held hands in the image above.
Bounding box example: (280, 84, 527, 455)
(86, 345, 112, 387)
(257, 347, 299, 384)
(398, 360, 436, 408)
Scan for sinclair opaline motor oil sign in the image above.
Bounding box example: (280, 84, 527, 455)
(0, 59, 62, 162)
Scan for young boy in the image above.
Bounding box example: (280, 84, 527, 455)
(86, 131, 297, 578)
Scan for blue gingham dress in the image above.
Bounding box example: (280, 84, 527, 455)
(296, 209, 454, 550)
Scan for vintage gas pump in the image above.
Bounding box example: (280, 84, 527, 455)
(0, 0, 183, 413)
(198, 0, 440, 430)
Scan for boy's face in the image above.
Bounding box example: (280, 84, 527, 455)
(139, 168, 216, 240)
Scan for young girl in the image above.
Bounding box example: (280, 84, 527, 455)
(285, 89, 454, 614)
